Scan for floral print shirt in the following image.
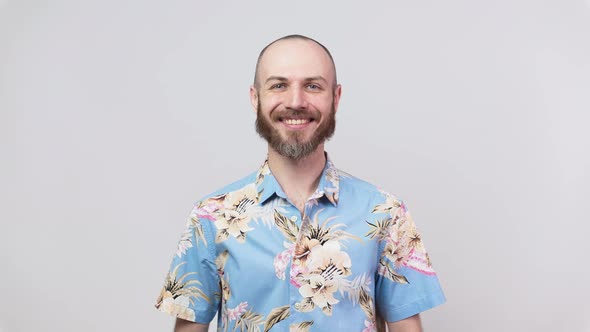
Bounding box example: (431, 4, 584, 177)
(155, 157, 445, 331)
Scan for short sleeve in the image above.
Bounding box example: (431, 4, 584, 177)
(154, 202, 221, 324)
(374, 199, 446, 322)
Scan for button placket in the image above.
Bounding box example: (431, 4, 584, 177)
(288, 198, 319, 318)
(285, 203, 303, 321)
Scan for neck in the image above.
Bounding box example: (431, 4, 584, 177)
(267, 145, 326, 208)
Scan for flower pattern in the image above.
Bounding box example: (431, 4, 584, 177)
(363, 319, 377, 332)
(155, 262, 210, 321)
(227, 302, 248, 320)
(212, 184, 260, 243)
(367, 191, 436, 284)
(296, 241, 352, 315)
(274, 242, 294, 280)
(156, 157, 444, 331)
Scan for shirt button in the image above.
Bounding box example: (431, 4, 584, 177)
(290, 216, 298, 222)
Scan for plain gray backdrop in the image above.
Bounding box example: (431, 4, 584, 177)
(1, 1, 589, 331)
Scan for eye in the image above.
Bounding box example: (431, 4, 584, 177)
(306, 83, 321, 90)
(271, 83, 286, 89)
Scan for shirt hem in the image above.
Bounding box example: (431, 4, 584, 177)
(381, 291, 446, 322)
(155, 304, 215, 325)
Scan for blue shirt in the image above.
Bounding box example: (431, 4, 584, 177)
(155, 157, 445, 331)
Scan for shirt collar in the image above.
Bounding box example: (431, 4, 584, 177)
(255, 153, 340, 206)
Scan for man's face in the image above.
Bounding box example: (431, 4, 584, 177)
(251, 39, 341, 160)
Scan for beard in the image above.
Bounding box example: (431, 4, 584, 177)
(255, 100, 336, 160)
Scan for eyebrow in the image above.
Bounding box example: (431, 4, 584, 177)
(265, 76, 288, 84)
(264, 76, 329, 84)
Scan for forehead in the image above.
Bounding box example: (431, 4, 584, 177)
(258, 39, 335, 83)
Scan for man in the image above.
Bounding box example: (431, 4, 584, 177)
(155, 35, 445, 332)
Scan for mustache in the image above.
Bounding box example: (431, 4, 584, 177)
(271, 108, 319, 121)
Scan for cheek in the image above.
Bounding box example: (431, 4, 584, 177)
(309, 93, 333, 106)
(259, 96, 281, 112)
(312, 98, 334, 114)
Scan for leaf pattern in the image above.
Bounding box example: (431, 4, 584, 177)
(339, 273, 372, 305)
(216, 250, 232, 303)
(371, 193, 401, 214)
(364, 218, 395, 241)
(210, 184, 259, 243)
(358, 287, 375, 322)
(216, 228, 230, 243)
(274, 210, 299, 243)
(263, 305, 290, 332)
(305, 209, 362, 246)
(155, 261, 210, 316)
(294, 297, 314, 312)
(369, 193, 436, 284)
(235, 309, 264, 332)
(216, 250, 230, 271)
(379, 259, 409, 284)
(249, 198, 289, 228)
(157, 157, 443, 331)
(176, 225, 194, 258)
(289, 321, 314, 332)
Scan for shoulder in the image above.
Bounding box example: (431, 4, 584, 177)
(336, 168, 405, 206)
(195, 170, 258, 204)
(184, 170, 258, 246)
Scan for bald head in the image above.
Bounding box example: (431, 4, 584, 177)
(253, 35, 338, 90)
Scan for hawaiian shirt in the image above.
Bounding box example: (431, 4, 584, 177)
(155, 156, 445, 332)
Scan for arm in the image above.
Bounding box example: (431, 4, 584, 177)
(386, 314, 423, 332)
(174, 318, 209, 332)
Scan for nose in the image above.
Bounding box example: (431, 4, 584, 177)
(285, 87, 307, 110)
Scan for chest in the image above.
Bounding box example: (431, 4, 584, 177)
(213, 198, 381, 292)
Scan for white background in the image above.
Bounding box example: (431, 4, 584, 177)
(1, 1, 589, 331)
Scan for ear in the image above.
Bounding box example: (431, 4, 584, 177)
(332, 84, 342, 113)
(249, 86, 259, 113)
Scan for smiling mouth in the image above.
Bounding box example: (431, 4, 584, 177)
(283, 118, 312, 125)
(278, 115, 315, 125)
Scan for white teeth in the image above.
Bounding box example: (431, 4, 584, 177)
(284, 119, 309, 125)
